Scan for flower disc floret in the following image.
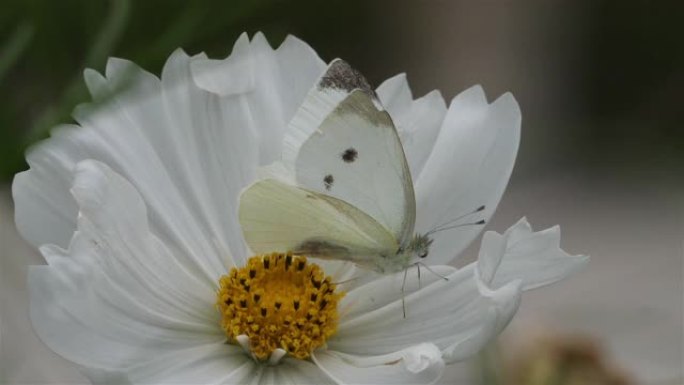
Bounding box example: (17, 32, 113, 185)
(216, 253, 344, 360)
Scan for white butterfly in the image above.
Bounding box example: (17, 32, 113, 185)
(239, 60, 483, 274)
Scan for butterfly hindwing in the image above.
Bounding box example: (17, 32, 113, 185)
(239, 178, 398, 270)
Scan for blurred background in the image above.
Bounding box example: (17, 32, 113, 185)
(0, 0, 681, 384)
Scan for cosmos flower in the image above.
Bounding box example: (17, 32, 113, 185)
(12, 33, 587, 384)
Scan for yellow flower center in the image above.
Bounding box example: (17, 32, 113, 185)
(216, 253, 344, 360)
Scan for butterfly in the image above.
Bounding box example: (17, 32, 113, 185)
(239, 59, 483, 274)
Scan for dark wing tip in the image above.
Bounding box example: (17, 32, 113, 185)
(318, 59, 376, 97)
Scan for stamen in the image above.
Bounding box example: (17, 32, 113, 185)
(216, 253, 344, 360)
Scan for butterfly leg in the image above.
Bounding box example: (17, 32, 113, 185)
(401, 268, 409, 318)
(417, 263, 422, 289)
(417, 262, 449, 281)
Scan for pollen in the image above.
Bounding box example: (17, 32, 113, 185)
(216, 253, 344, 360)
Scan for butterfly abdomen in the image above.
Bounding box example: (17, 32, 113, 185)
(295, 239, 351, 259)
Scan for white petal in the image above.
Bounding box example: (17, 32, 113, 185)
(439, 309, 499, 363)
(273, 35, 329, 127)
(82, 368, 133, 385)
(13, 33, 325, 272)
(478, 217, 589, 291)
(415, 86, 521, 265)
(262, 358, 335, 385)
(192, 32, 326, 166)
(376, 74, 447, 179)
(313, 343, 445, 385)
(18, 55, 242, 278)
(190, 33, 254, 96)
(331, 264, 521, 364)
(160, 48, 259, 268)
(376, 74, 412, 116)
(12, 127, 81, 249)
(84, 343, 258, 385)
(30, 160, 223, 370)
(124, 343, 256, 385)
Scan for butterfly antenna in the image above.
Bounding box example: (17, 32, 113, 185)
(427, 205, 486, 235)
(427, 220, 486, 236)
(428, 205, 486, 234)
(416, 262, 449, 281)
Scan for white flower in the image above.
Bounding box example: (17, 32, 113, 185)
(13, 33, 587, 384)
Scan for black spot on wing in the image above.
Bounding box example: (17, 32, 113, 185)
(318, 59, 376, 97)
(323, 174, 334, 190)
(341, 148, 358, 163)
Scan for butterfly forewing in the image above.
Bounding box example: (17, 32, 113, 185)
(282, 59, 373, 168)
(292, 86, 416, 247)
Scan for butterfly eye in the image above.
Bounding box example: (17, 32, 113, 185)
(420, 252, 428, 259)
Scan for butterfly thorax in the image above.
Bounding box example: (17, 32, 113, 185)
(402, 233, 433, 261)
(377, 233, 433, 273)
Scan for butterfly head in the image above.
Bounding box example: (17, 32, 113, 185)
(400, 234, 434, 261)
